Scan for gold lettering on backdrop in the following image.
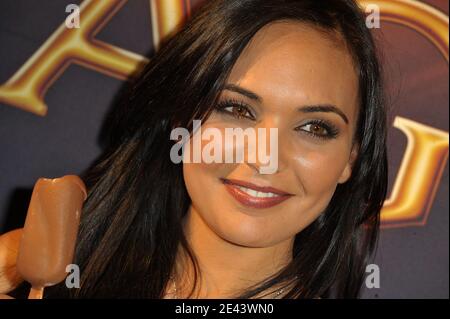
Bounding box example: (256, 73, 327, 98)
(383, 117, 449, 227)
(359, 0, 449, 227)
(0, 0, 189, 116)
(359, 0, 449, 60)
(150, 0, 190, 50)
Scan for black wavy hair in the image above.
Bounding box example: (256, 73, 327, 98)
(46, 0, 388, 299)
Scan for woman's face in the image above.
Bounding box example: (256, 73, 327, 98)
(183, 21, 359, 248)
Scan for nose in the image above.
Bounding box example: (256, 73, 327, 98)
(246, 161, 264, 174)
(243, 117, 285, 175)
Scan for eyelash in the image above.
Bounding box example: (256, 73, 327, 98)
(215, 98, 256, 120)
(294, 119, 339, 140)
(215, 98, 340, 140)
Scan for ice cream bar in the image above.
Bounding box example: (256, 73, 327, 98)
(16, 175, 87, 299)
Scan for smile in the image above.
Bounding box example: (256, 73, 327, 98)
(220, 178, 293, 209)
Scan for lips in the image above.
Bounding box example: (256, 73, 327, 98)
(220, 178, 293, 209)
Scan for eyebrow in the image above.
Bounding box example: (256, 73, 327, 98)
(224, 83, 349, 124)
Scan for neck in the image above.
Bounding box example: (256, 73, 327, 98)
(172, 205, 294, 298)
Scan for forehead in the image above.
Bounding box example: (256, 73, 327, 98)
(227, 21, 359, 123)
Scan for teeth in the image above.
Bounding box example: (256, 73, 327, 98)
(237, 186, 280, 198)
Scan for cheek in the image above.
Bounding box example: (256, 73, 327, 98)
(182, 126, 231, 182)
(183, 161, 225, 205)
(182, 132, 233, 217)
(271, 146, 350, 236)
(290, 145, 349, 197)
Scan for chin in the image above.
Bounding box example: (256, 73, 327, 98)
(212, 216, 281, 248)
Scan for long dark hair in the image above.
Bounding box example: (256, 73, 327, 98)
(47, 0, 388, 298)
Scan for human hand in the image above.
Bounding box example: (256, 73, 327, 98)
(0, 228, 24, 298)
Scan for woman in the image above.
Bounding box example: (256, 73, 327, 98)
(43, 0, 388, 299)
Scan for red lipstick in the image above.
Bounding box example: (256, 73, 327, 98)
(220, 178, 293, 209)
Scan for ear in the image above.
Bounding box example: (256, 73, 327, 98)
(338, 142, 359, 184)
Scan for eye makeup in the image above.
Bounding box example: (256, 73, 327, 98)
(294, 119, 340, 140)
(214, 98, 341, 140)
(215, 98, 256, 120)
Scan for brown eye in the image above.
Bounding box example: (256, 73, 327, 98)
(295, 120, 340, 140)
(215, 99, 256, 120)
(231, 105, 251, 119)
(304, 123, 328, 136)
